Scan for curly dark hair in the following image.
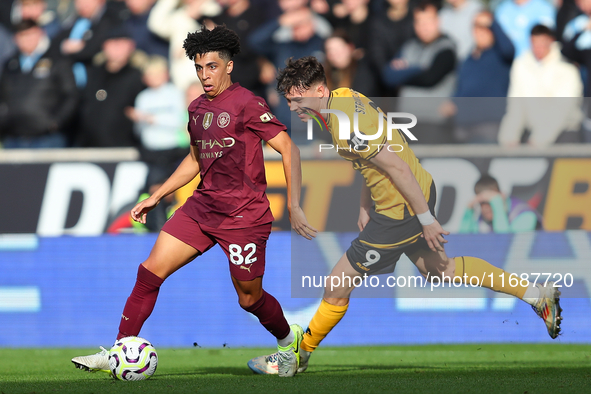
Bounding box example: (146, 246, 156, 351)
(183, 25, 241, 62)
(276, 56, 327, 95)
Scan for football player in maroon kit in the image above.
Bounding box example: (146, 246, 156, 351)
(71, 26, 317, 378)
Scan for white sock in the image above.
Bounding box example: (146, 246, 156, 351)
(277, 329, 295, 348)
(522, 283, 540, 306)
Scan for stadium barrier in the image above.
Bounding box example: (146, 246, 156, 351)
(0, 232, 589, 347)
(1, 144, 590, 235)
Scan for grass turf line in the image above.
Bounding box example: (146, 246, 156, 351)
(0, 344, 590, 394)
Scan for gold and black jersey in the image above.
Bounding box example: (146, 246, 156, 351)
(326, 88, 433, 220)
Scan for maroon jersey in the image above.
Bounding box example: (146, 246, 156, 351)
(180, 83, 285, 229)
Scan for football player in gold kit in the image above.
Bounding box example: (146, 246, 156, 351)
(248, 56, 562, 375)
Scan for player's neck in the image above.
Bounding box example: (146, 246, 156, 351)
(207, 79, 234, 101)
(320, 95, 330, 121)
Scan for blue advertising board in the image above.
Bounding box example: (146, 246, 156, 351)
(0, 232, 590, 348)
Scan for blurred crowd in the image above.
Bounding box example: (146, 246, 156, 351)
(2, 0, 591, 157)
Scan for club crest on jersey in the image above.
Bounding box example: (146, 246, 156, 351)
(203, 112, 214, 129)
(348, 131, 369, 150)
(217, 112, 231, 128)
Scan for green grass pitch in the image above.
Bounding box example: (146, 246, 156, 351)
(1, 345, 590, 394)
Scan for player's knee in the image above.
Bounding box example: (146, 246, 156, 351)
(140, 260, 164, 279)
(237, 292, 262, 309)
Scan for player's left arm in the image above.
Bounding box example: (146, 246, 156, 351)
(370, 148, 449, 252)
(266, 131, 318, 240)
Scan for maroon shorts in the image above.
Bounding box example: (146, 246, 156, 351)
(161, 209, 271, 281)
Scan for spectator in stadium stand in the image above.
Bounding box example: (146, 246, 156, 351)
(121, 0, 169, 58)
(0, 1, 15, 28)
(562, 0, 591, 142)
(556, 0, 581, 40)
(249, 0, 331, 133)
(366, 0, 415, 96)
(53, 0, 127, 87)
(440, 10, 514, 143)
(125, 55, 187, 187)
(382, 1, 457, 144)
(10, 0, 62, 38)
(499, 24, 583, 147)
(321, 0, 372, 51)
(494, 0, 555, 57)
(77, 26, 145, 147)
(557, 0, 589, 63)
(0, 20, 77, 149)
(459, 174, 542, 233)
(147, 0, 221, 91)
(203, 0, 270, 98)
(323, 29, 375, 93)
(439, 0, 483, 61)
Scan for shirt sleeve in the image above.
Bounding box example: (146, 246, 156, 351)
(244, 96, 285, 142)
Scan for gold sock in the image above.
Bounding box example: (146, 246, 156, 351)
(301, 299, 348, 352)
(454, 256, 527, 299)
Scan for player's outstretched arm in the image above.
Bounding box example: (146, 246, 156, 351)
(131, 145, 201, 224)
(369, 148, 449, 252)
(266, 131, 318, 240)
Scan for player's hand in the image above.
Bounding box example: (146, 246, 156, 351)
(289, 206, 318, 240)
(358, 206, 370, 231)
(421, 219, 449, 252)
(131, 196, 160, 224)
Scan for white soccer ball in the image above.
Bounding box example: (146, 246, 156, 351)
(109, 336, 158, 381)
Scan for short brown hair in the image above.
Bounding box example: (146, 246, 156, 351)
(530, 24, 555, 39)
(276, 56, 328, 95)
(474, 174, 500, 194)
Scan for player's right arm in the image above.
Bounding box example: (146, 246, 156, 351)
(369, 148, 449, 252)
(131, 145, 201, 224)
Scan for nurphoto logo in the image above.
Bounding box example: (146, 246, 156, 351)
(305, 108, 419, 153)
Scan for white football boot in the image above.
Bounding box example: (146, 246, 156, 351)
(532, 281, 562, 339)
(71, 346, 110, 373)
(248, 349, 311, 374)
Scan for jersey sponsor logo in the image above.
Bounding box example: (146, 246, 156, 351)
(217, 112, 231, 128)
(195, 137, 236, 150)
(240, 264, 252, 273)
(260, 112, 275, 123)
(203, 112, 214, 129)
(258, 102, 265, 107)
(121, 314, 129, 321)
(192, 115, 200, 125)
(355, 262, 371, 271)
(200, 151, 223, 159)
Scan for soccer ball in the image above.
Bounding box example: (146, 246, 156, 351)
(109, 336, 158, 381)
